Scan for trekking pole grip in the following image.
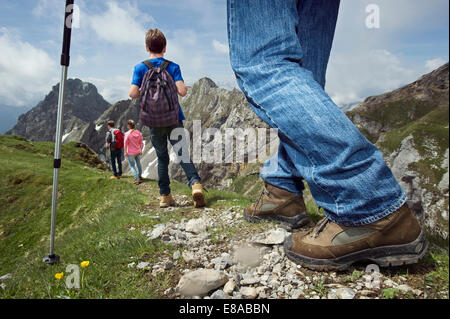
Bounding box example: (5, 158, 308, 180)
(61, 0, 74, 66)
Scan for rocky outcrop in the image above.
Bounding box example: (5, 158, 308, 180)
(348, 63, 449, 239)
(7, 79, 110, 142)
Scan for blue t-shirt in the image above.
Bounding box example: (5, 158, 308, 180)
(131, 58, 186, 121)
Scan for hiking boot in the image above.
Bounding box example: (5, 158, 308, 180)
(192, 182, 206, 208)
(110, 175, 118, 179)
(160, 194, 176, 208)
(284, 203, 429, 271)
(243, 182, 309, 229)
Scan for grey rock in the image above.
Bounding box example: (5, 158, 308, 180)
(185, 218, 208, 234)
(177, 269, 227, 297)
(147, 224, 166, 240)
(223, 279, 236, 295)
(240, 287, 258, 299)
(136, 262, 150, 269)
(328, 288, 356, 299)
(0, 273, 12, 282)
(173, 250, 181, 260)
(211, 289, 228, 299)
(251, 228, 289, 245)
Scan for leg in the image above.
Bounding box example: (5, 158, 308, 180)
(227, 0, 406, 226)
(169, 122, 201, 187)
(117, 149, 123, 177)
(296, 0, 340, 89)
(110, 149, 118, 176)
(128, 155, 139, 180)
(149, 127, 171, 195)
(261, 132, 305, 196)
(260, 0, 340, 193)
(135, 155, 143, 178)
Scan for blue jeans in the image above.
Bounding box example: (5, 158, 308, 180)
(110, 148, 123, 177)
(128, 154, 142, 180)
(227, 0, 406, 226)
(149, 121, 201, 195)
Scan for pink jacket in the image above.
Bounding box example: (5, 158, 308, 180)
(124, 129, 143, 156)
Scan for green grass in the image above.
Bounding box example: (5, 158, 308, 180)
(0, 135, 251, 298)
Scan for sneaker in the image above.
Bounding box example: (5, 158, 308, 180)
(160, 194, 176, 208)
(284, 204, 429, 271)
(192, 183, 206, 208)
(243, 182, 309, 229)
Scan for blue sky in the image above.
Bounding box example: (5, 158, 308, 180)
(0, 0, 448, 109)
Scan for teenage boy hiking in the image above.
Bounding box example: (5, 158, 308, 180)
(227, 0, 428, 270)
(129, 28, 206, 208)
(105, 120, 124, 179)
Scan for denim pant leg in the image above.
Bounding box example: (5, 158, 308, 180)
(259, 0, 340, 195)
(149, 127, 171, 195)
(227, 0, 406, 226)
(110, 149, 118, 176)
(117, 149, 123, 176)
(128, 155, 139, 179)
(135, 155, 143, 178)
(169, 121, 201, 188)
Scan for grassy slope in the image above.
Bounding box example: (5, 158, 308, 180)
(0, 135, 251, 298)
(0, 135, 448, 299)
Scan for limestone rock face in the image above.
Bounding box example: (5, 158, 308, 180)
(7, 79, 110, 143)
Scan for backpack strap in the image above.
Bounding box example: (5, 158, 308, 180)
(160, 60, 171, 71)
(142, 60, 155, 70)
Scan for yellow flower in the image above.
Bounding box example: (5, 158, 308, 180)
(80, 261, 90, 268)
(55, 272, 64, 280)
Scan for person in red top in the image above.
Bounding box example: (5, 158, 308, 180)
(124, 120, 143, 184)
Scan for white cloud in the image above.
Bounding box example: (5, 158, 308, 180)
(88, 1, 155, 46)
(324, 0, 449, 107)
(327, 49, 427, 106)
(0, 28, 57, 107)
(425, 57, 447, 72)
(212, 39, 229, 55)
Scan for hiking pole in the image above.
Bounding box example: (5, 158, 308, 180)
(43, 0, 75, 265)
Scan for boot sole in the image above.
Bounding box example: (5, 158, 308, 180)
(284, 230, 429, 271)
(192, 191, 206, 208)
(243, 211, 310, 229)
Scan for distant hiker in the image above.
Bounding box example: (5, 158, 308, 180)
(105, 120, 124, 179)
(128, 28, 206, 208)
(124, 120, 143, 185)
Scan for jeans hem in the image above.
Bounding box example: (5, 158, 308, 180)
(324, 191, 408, 227)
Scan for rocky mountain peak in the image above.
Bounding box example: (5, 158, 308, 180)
(7, 78, 110, 141)
(188, 77, 218, 96)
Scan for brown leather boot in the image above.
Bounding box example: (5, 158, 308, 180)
(284, 203, 429, 271)
(192, 182, 206, 208)
(244, 182, 309, 229)
(160, 194, 176, 208)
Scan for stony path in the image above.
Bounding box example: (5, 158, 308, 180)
(127, 192, 445, 299)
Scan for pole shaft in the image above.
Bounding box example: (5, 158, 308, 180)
(47, 0, 74, 257)
(49, 65, 68, 255)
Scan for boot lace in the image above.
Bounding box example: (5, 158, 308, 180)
(309, 217, 329, 238)
(252, 185, 270, 216)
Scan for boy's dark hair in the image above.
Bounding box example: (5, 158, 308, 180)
(107, 120, 115, 128)
(145, 29, 166, 54)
